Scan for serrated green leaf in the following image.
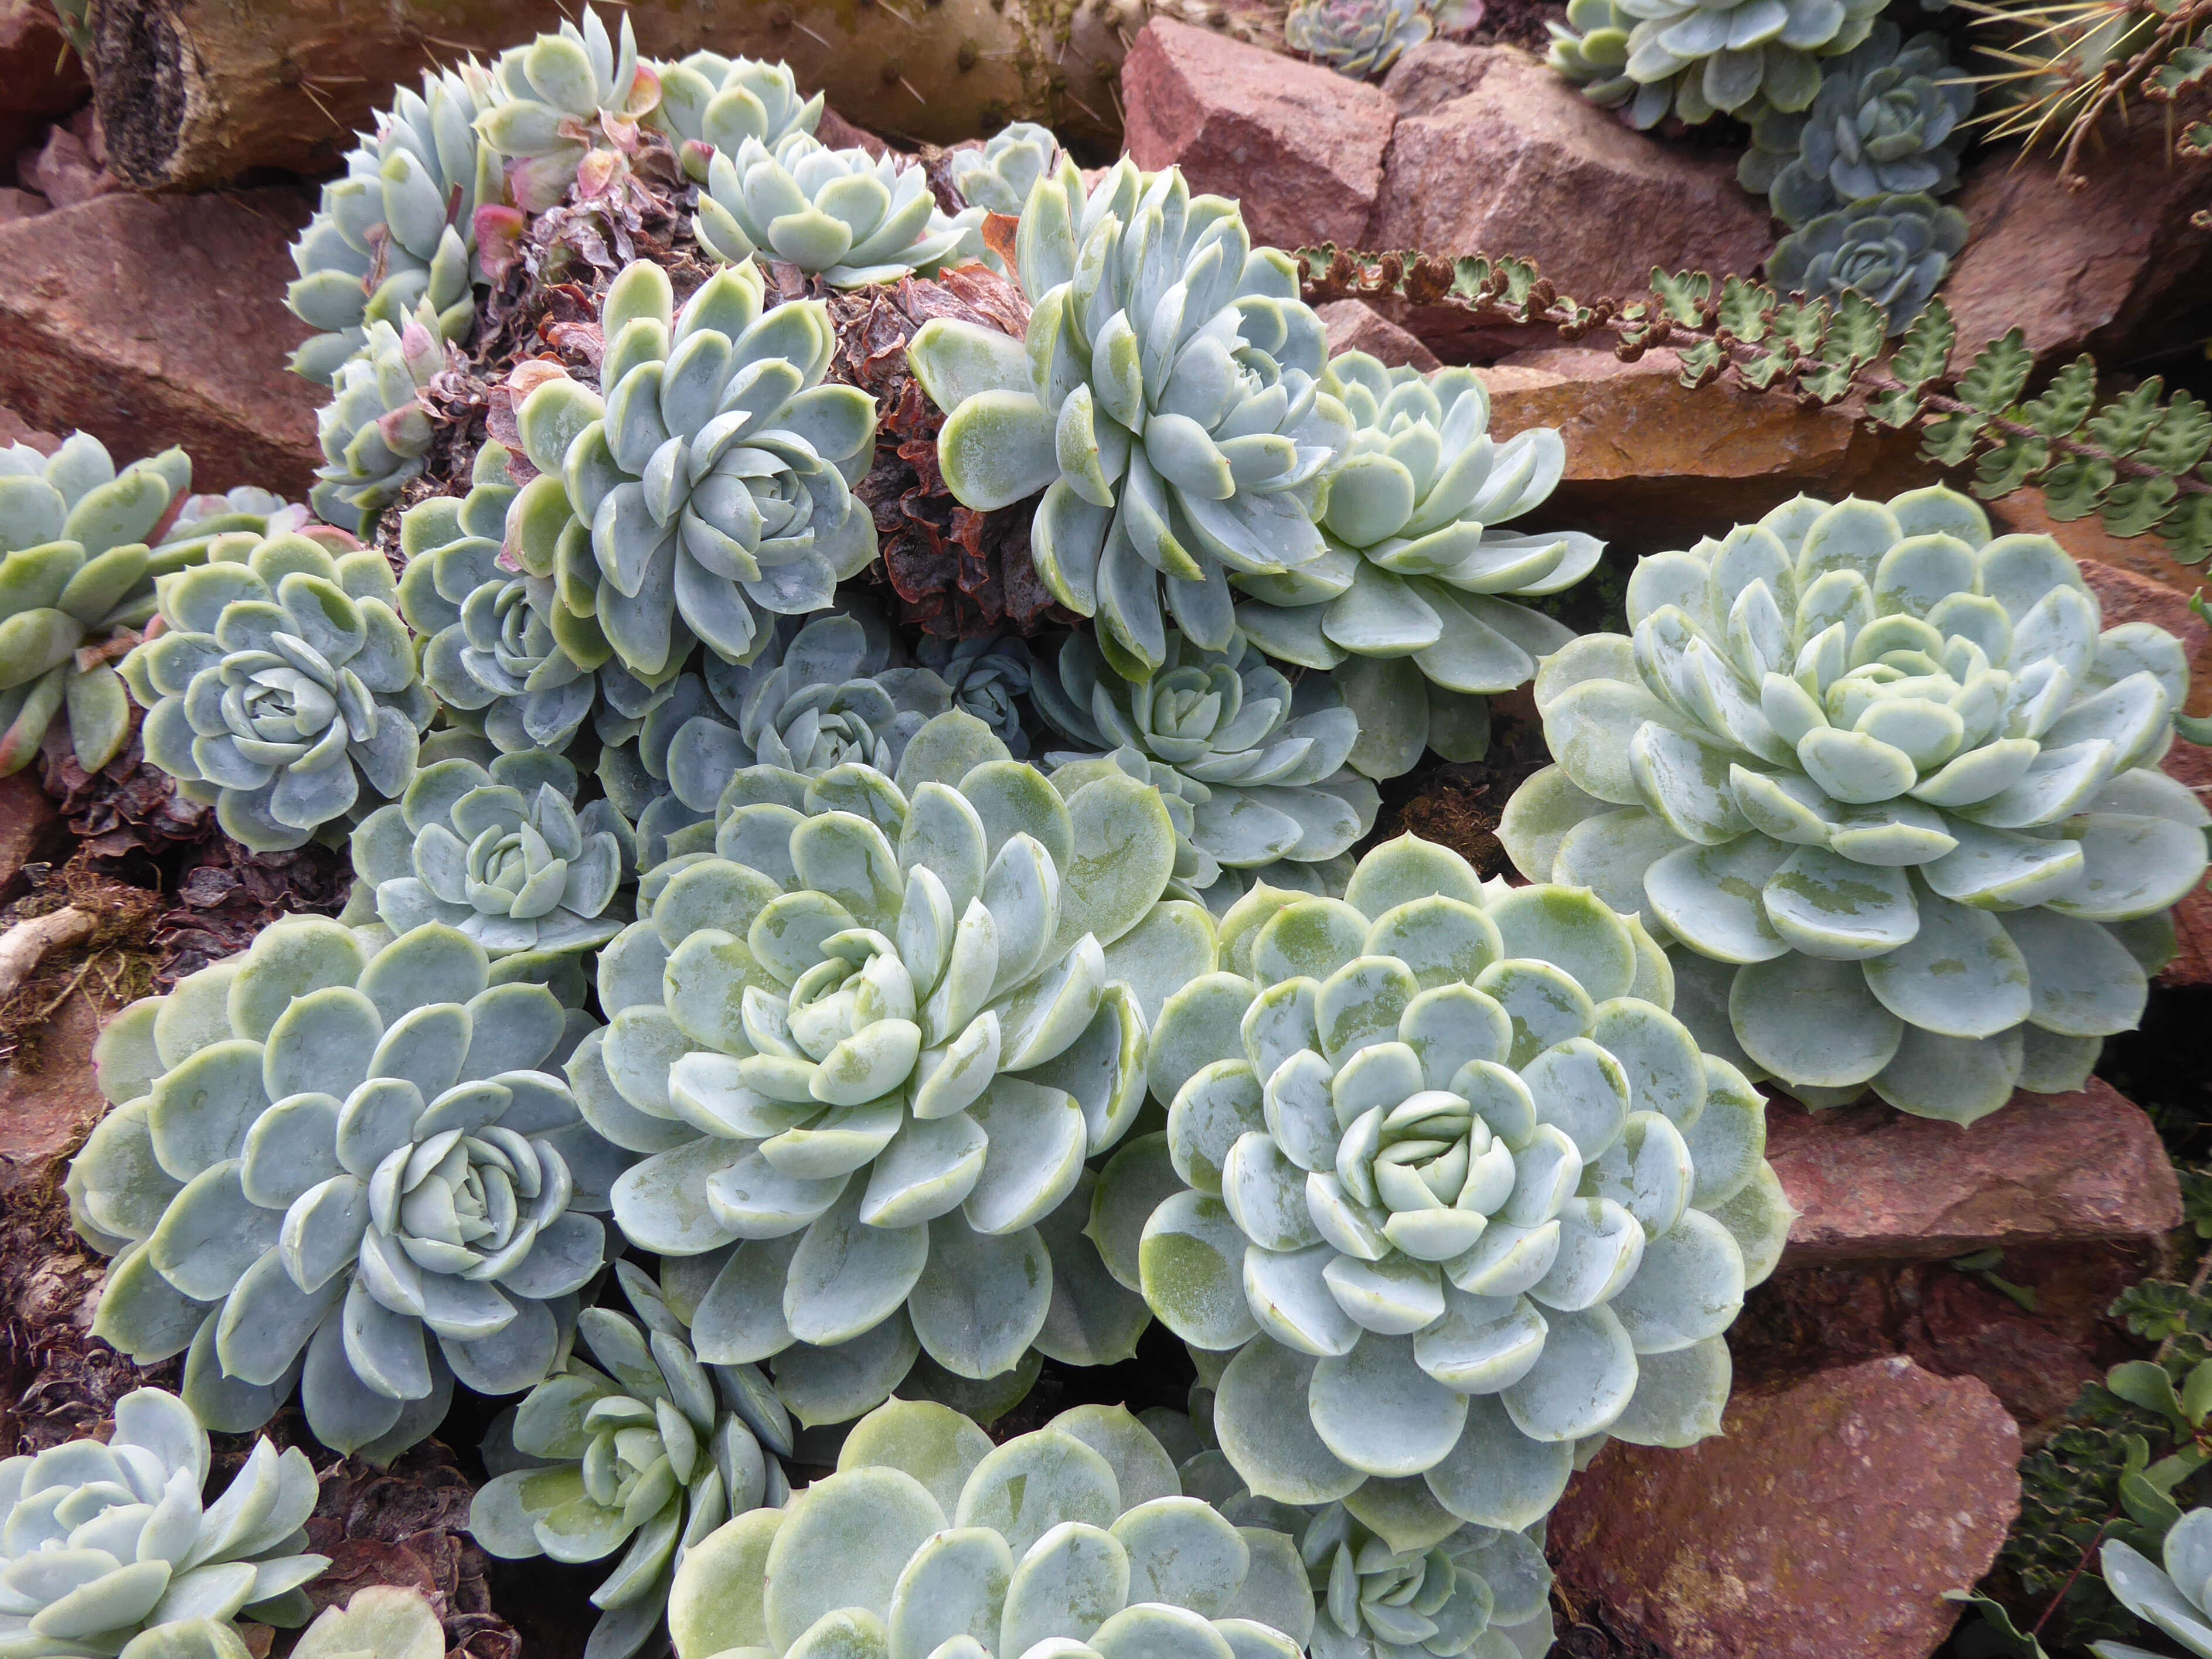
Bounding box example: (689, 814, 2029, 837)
(2162, 489, 2212, 564)
(1652, 268, 1709, 326)
(1973, 434, 2048, 497)
(2102, 475, 2180, 537)
(1888, 299, 1956, 389)
(2183, 119, 2212, 157)
(2152, 41, 2212, 94)
(2088, 378, 2167, 454)
(1869, 387, 1924, 428)
(1958, 330, 2036, 414)
(1738, 343, 1794, 390)
(2043, 454, 2117, 519)
(1922, 411, 1990, 466)
(1799, 361, 1855, 402)
(1676, 339, 1725, 386)
(1716, 274, 1774, 342)
(1771, 298, 1828, 354)
(1823, 291, 1887, 367)
(2020, 357, 2097, 437)
(2143, 389, 2212, 475)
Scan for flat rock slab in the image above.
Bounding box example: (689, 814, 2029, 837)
(1551, 1357, 2022, 1659)
(0, 188, 324, 496)
(1768, 1078, 2181, 1264)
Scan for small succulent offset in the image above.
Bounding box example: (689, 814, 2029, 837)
(67, 915, 627, 1457)
(1504, 485, 2207, 1123)
(0, 434, 205, 776)
(627, 609, 953, 842)
(509, 258, 879, 682)
(475, 5, 662, 212)
(908, 158, 1352, 679)
(1238, 352, 1597, 782)
(1738, 25, 1975, 227)
(1113, 833, 1790, 1504)
(1766, 192, 1969, 335)
(291, 1588, 446, 1659)
(651, 53, 822, 183)
(1034, 629, 1380, 907)
(1285, 0, 1437, 80)
(0, 1387, 329, 1653)
(398, 444, 624, 758)
(1546, 0, 1886, 128)
(309, 302, 450, 538)
(346, 751, 636, 959)
(471, 1263, 794, 1659)
(118, 527, 431, 852)
(665, 1398, 1320, 1659)
(1298, 1499, 1554, 1658)
(284, 65, 504, 386)
(919, 631, 1037, 759)
(2098, 1507, 2212, 1658)
(693, 133, 978, 286)
(570, 722, 1179, 1426)
(950, 122, 1064, 217)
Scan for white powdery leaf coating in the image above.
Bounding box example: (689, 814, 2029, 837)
(664, 1399, 1319, 1659)
(64, 914, 624, 1460)
(1127, 832, 1784, 1501)
(1505, 485, 2202, 1126)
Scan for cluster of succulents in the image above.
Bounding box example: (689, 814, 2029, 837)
(509, 259, 879, 682)
(1284, 0, 1437, 79)
(309, 302, 450, 537)
(1108, 833, 1788, 1503)
(909, 158, 1350, 679)
(66, 915, 627, 1455)
(665, 1398, 1321, 1659)
(474, 5, 662, 211)
(695, 133, 981, 284)
(0, 1387, 329, 1654)
(1546, 0, 1888, 128)
(651, 52, 823, 181)
(1738, 25, 1975, 226)
(1505, 485, 2206, 1123)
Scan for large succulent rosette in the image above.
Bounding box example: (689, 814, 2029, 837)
(694, 134, 978, 286)
(120, 527, 432, 852)
(908, 158, 1353, 679)
(1100, 833, 1789, 1509)
(1502, 486, 2206, 1123)
(508, 259, 878, 683)
(1767, 192, 1969, 335)
(1546, 0, 1886, 128)
(568, 715, 1179, 1426)
(67, 917, 627, 1457)
(1034, 629, 1379, 908)
(1238, 352, 1598, 781)
(665, 1399, 1319, 1659)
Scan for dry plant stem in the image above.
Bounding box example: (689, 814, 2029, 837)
(0, 908, 93, 1008)
(1298, 249, 2212, 504)
(76, 0, 1128, 191)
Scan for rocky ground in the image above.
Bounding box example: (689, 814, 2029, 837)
(4, 1, 2212, 1655)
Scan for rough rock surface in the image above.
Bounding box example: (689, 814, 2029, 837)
(0, 188, 324, 495)
(0, 771, 59, 887)
(1767, 1079, 2182, 1263)
(1551, 1357, 2022, 1659)
(1318, 298, 1441, 370)
(1942, 122, 2212, 363)
(1368, 45, 1772, 299)
(1121, 18, 1394, 251)
(0, 0, 86, 167)
(0, 989, 104, 1197)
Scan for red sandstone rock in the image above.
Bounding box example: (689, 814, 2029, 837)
(1121, 18, 1395, 252)
(0, 990, 105, 1196)
(0, 189, 325, 497)
(1767, 1078, 2182, 1263)
(1317, 298, 1441, 371)
(1551, 1357, 2022, 1659)
(0, 772, 59, 889)
(1367, 44, 1772, 301)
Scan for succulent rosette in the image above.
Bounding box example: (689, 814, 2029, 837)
(1238, 352, 1597, 781)
(1738, 25, 1974, 227)
(474, 5, 662, 212)
(508, 259, 879, 683)
(66, 916, 628, 1457)
(1502, 486, 2206, 1123)
(694, 134, 978, 285)
(665, 1398, 1319, 1659)
(345, 750, 636, 959)
(649, 52, 822, 182)
(1097, 833, 1789, 1506)
(0, 434, 263, 776)
(1285, 0, 1437, 79)
(309, 301, 450, 537)
(919, 631, 1037, 759)
(118, 526, 432, 851)
(907, 158, 1353, 679)
(567, 714, 1180, 1425)
(1767, 192, 1968, 334)
(471, 1263, 794, 1659)
(0, 1387, 329, 1654)
(284, 64, 504, 385)
(1034, 628, 1380, 907)
(1295, 1499, 1553, 1659)
(948, 122, 1063, 217)
(1546, 0, 1886, 128)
